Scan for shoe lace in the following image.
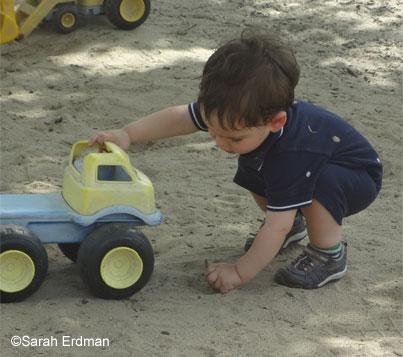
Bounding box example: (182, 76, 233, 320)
(292, 253, 315, 272)
(292, 246, 329, 272)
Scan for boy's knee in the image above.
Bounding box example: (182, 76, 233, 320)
(301, 199, 340, 227)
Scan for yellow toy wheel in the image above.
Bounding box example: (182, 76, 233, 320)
(78, 224, 154, 299)
(52, 5, 79, 34)
(100, 247, 143, 289)
(60, 12, 76, 29)
(0, 225, 48, 303)
(1, 250, 35, 293)
(105, 0, 150, 30)
(119, 0, 145, 23)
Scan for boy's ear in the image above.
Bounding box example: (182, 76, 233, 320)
(267, 111, 287, 133)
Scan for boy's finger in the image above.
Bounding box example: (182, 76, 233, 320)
(220, 287, 229, 294)
(221, 282, 233, 294)
(205, 265, 217, 275)
(89, 135, 102, 146)
(213, 278, 222, 291)
(206, 271, 218, 284)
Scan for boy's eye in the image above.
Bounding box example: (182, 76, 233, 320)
(230, 138, 244, 143)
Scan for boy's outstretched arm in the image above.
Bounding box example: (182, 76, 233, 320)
(90, 105, 199, 150)
(205, 209, 297, 293)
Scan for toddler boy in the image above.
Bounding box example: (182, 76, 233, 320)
(90, 32, 382, 293)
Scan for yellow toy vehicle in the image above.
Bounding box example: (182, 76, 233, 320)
(0, 0, 150, 44)
(0, 141, 162, 302)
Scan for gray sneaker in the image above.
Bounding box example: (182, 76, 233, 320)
(244, 212, 306, 252)
(274, 242, 347, 289)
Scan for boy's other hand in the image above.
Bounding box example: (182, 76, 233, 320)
(205, 263, 243, 294)
(90, 129, 131, 151)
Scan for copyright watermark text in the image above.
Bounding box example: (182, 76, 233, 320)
(11, 335, 110, 348)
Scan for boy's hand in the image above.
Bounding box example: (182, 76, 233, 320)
(90, 129, 131, 151)
(205, 263, 243, 294)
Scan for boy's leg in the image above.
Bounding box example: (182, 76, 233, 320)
(244, 192, 307, 252)
(274, 163, 381, 289)
(274, 199, 347, 289)
(301, 199, 342, 249)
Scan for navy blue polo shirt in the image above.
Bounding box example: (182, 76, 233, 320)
(188, 101, 382, 213)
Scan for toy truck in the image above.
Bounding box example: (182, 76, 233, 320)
(0, 141, 162, 302)
(0, 0, 151, 44)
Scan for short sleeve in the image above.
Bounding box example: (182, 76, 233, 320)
(188, 102, 208, 132)
(263, 152, 328, 211)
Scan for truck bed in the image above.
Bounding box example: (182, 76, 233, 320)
(0, 192, 75, 222)
(0, 192, 162, 227)
(0, 192, 162, 243)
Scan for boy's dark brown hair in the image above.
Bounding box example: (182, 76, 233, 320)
(198, 31, 300, 129)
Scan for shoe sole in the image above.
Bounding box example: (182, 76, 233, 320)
(282, 230, 307, 249)
(316, 265, 348, 288)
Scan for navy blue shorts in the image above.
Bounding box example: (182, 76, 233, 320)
(234, 163, 382, 225)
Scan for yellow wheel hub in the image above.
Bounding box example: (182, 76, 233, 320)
(100, 247, 143, 289)
(119, 0, 145, 22)
(0, 250, 35, 293)
(61, 12, 76, 28)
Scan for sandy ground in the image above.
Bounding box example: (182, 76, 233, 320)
(1, 0, 402, 356)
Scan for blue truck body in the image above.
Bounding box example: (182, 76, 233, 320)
(0, 192, 162, 244)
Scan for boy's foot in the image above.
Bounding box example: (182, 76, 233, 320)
(244, 212, 307, 252)
(274, 242, 347, 289)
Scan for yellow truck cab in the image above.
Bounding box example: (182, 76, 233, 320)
(63, 140, 157, 216)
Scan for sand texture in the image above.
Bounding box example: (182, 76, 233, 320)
(0, 0, 402, 356)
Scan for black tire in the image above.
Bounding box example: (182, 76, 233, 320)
(104, 0, 150, 30)
(52, 5, 79, 34)
(0, 225, 48, 303)
(58, 243, 80, 263)
(77, 224, 154, 299)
